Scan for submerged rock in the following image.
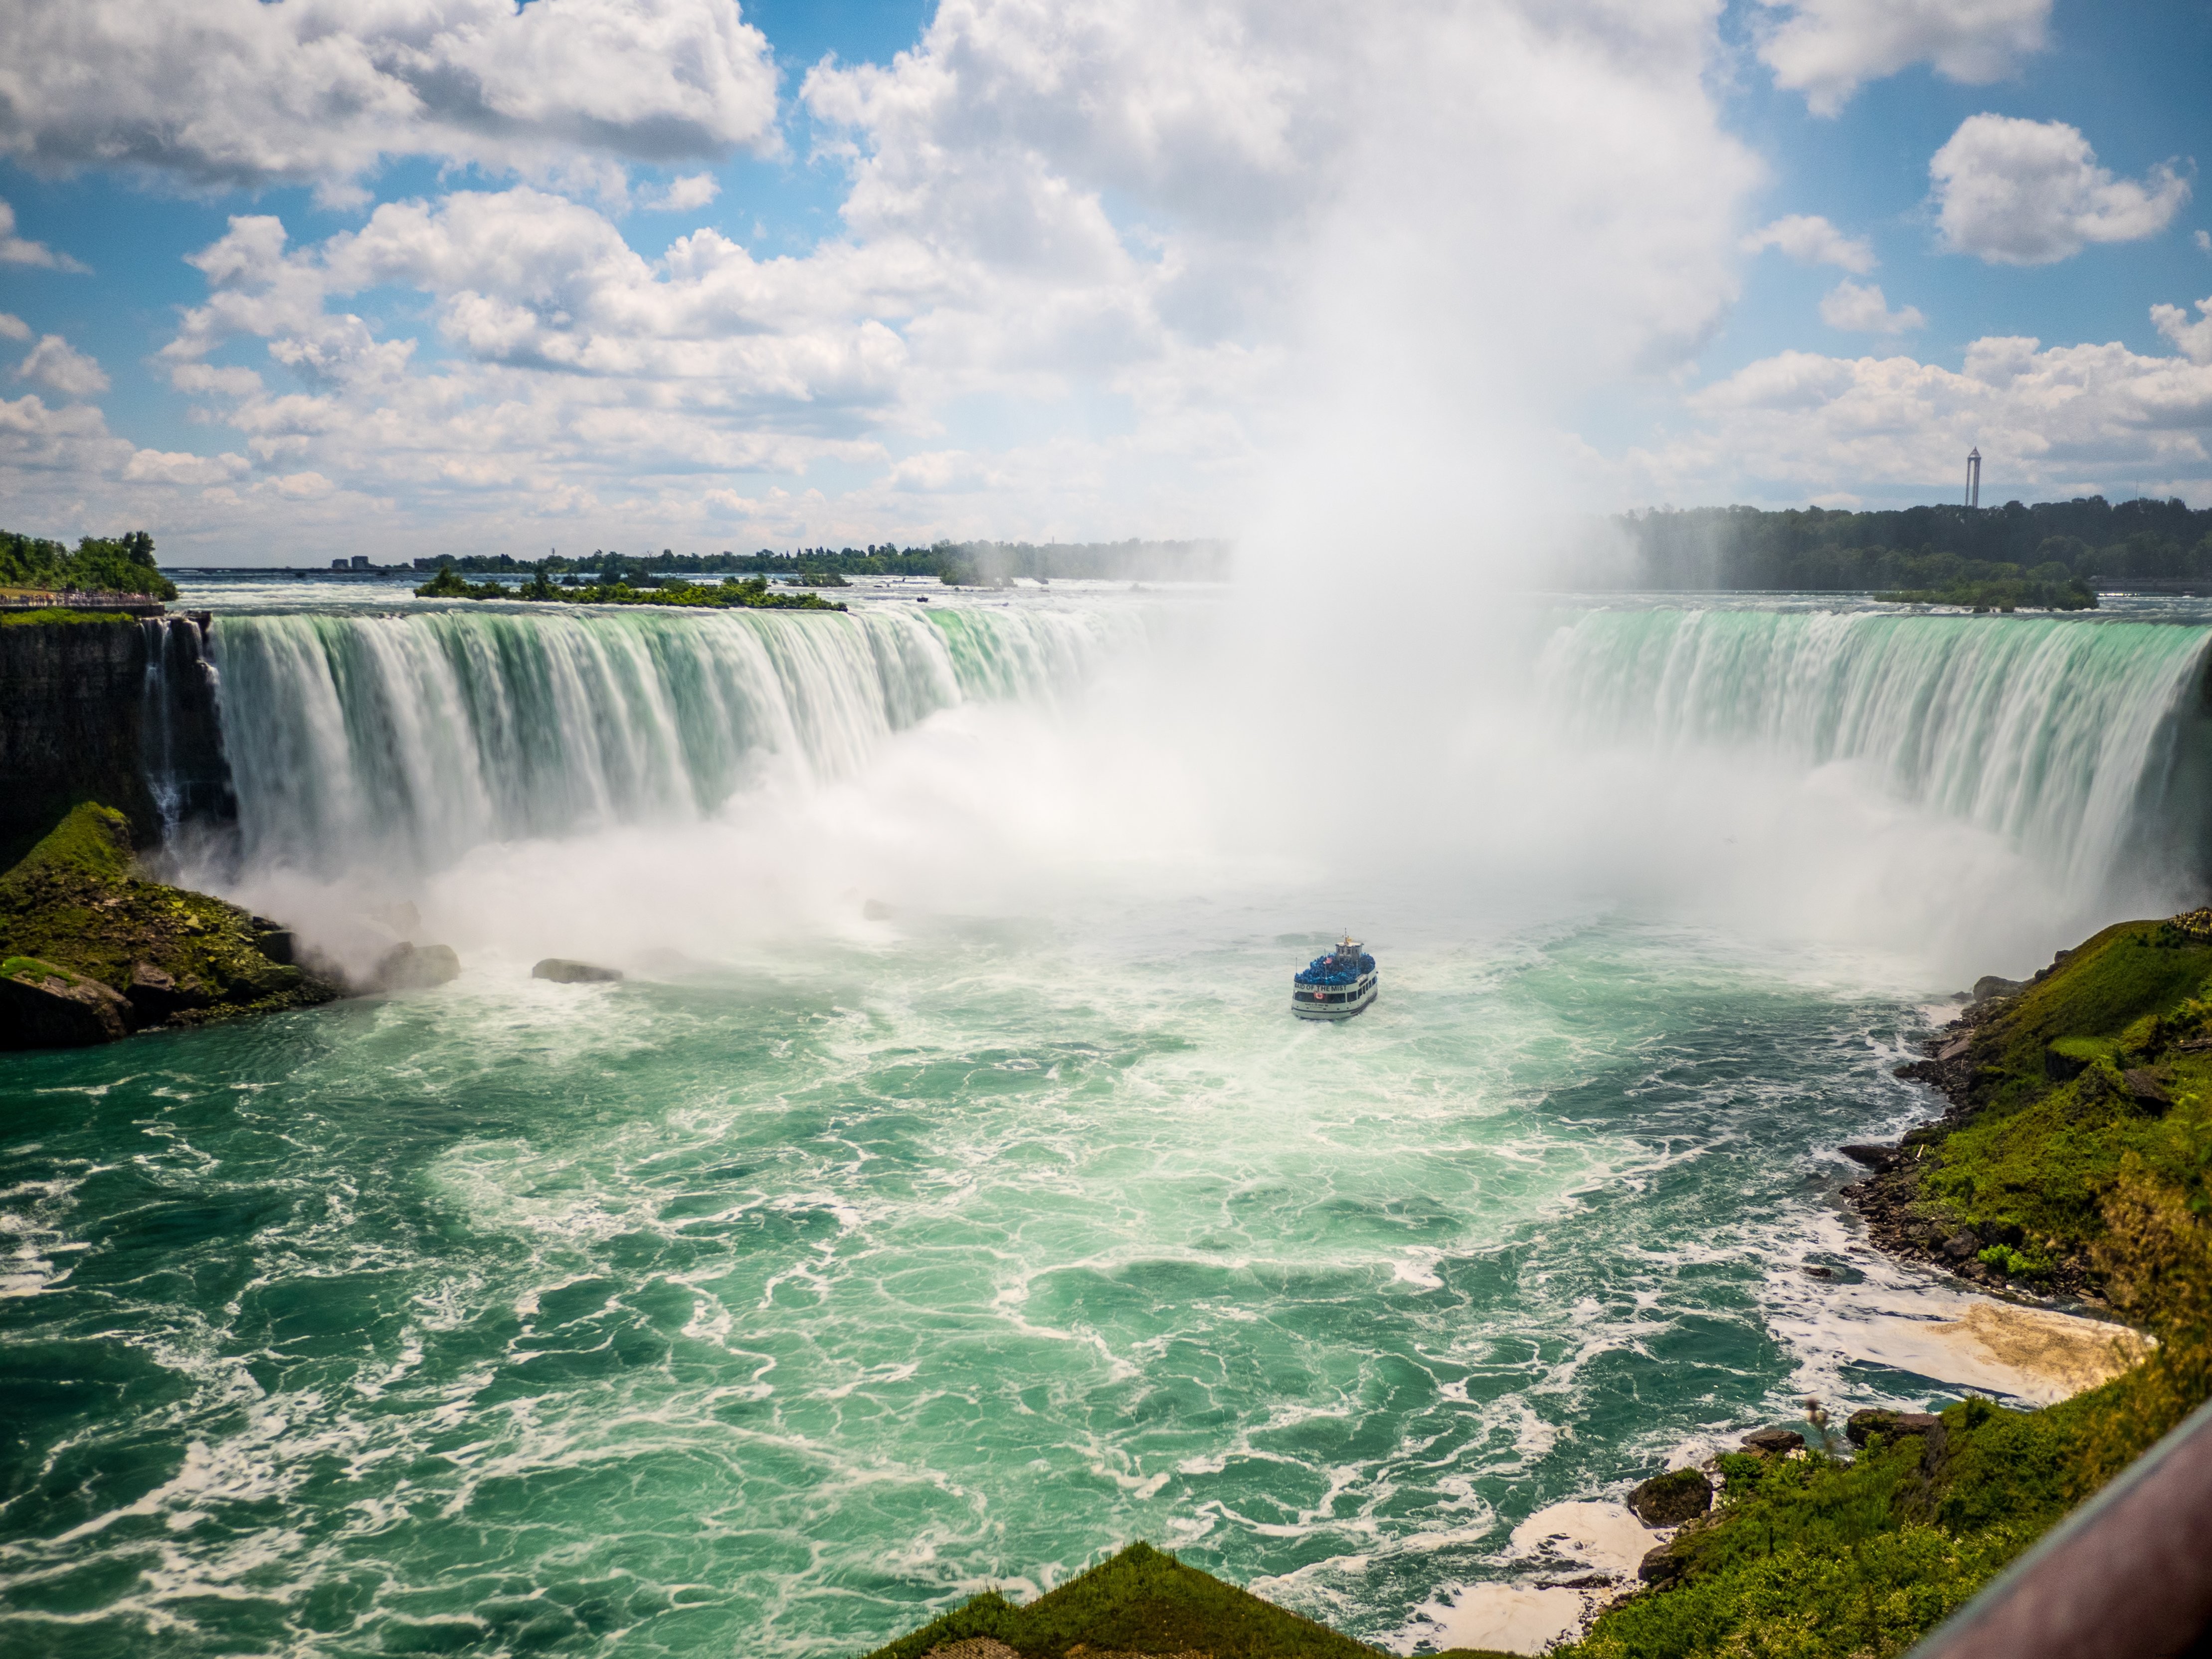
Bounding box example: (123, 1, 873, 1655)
(375, 942, 461, 990)
(1628, 1468, 1713, 1527)
(0, 803, 337, 1049)
(532, 957, 622, 984)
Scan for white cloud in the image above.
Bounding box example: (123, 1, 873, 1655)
(1756, 0, 2050, 117)
(0, 0, 777, 193)
(1630, 301, 2212, 502)
(0, 313, 28, 342)
(123, 448, 252, 488)
(1742, 214, 1876, 272)
(2197, 229, 2211, 255)
(16, 333, 109, 397)
(0, 197, 89, 271)
(2153, 297, 2212, 366)
(4, 0, 1765, 553)
(646, 174, 721, 212)
(1819, 278, 1924, 334)
(1931, 115, 2191, 266)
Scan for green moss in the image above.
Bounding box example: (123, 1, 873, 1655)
(0, 802, 336, 1025)
(1963, 922, 2212, 1117)
(0, 608, 134, 627)
(856, 1542, 1431, 1659)
(1881, 922, 2212, 1275)
(8, 801, 136, 884)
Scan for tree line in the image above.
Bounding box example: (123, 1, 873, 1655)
(0, 529, 177, 600)
(1619, 497, 2212, 590)
(424, 538, 1231, 583)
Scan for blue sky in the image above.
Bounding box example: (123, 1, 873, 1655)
(0, 0, 2208, 560)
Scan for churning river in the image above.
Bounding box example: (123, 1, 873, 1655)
(6, 580, 2212, 1658)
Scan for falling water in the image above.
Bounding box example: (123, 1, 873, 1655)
(207, 602, 1147, 877)
(1536, 607, 2212, 892)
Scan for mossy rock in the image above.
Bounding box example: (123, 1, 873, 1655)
(859, 1543, 1443, 1659)
(0, 802, 338, 1047)
(1628, 1466, 1714, 1527)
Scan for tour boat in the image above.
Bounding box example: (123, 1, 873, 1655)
(1292, 935, 1378, 1020)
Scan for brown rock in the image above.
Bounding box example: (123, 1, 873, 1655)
(1740, 1428, 1805, 1456)
(124, 960, 212, 1023)
(1845, 1409, 1941, 1448)
(2122, 1069, 2171, 1110)
(0, 957, 132, 1049)
(1638, 1541, 1688, 1586)
(532, 957, 623, 984)
(1627, 1468, 1713, 1527)
(374, 942, 461, 991)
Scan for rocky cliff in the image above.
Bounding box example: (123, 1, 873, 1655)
(0, 614, 232, 867)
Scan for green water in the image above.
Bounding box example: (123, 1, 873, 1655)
(1, 913, 1932, 1657)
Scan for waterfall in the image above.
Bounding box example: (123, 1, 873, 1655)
(209, 602, 1143, 878)
(1536, 608, 2212, 892)
(138, 615, 234, 845)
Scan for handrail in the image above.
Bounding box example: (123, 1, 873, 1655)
(1903, 1390, 2212, 1658)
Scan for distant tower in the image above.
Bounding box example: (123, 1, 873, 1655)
(1966, 447, 1982, 510)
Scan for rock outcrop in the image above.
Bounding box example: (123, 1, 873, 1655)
(532, 957, 622, 984)
(0, 802, 335, 1050)
(0, 614, 232, 864)
(373, 942, 462, 991)
(1628, 1467, 1713, 1527)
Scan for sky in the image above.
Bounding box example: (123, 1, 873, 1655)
(0, 0, 2209, 562)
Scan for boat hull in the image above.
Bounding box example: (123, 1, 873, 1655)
(1291, 978, 1378, 1020)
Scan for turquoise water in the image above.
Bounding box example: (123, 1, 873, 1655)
(2, 913, 1930, 1658)
(6, 592, 2212, 1656)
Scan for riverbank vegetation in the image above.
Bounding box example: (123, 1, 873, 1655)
(0, 528, 176, 599)
(415, 565, 845, 611)
(1558, 915, 2212, 1656)
(1617, 498, 2212, 592)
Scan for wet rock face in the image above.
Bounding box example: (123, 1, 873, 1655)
(0, 619, 155, 859)
(1628, 1468, 1713, 1527)
(0, 957, 132, 1047)
(0, 616, 234, 861)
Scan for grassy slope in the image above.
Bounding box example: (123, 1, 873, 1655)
(0, 802, 334, 1022)
(1925, 921, 2212, 1281)
(856, 1543, 1515, 1659)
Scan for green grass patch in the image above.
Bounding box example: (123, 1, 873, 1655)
(856, 1543, 1426, 1659)
(0, 608, 134, 627)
